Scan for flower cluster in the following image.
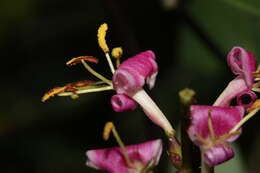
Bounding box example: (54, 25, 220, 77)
(188, 46, 260, 167)
(42, 23, 260, 173)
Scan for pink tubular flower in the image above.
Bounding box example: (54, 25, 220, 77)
(112, 50, 174, 136)
(86, 139, 162, 173)
(187, 105, 244, 166)
(213, 46, 257, 108)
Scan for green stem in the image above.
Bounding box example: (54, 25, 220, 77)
(201, 152, 214, 173)
(179, 89, 200, 172)
(81, 60, 112, 85)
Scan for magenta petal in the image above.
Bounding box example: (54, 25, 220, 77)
(204, 144, 234, 166)
(111, 94, 137, 112)
(227, 46, 257, 87)
(188, 105, 244, 145)
(213, 77, 248, 107)
(236, 90, 257, 109)
(86, 139, 162, 173)
(113, 50, 158, 94)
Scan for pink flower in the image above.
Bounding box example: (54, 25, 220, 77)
(86, 139, 162, 173)
(113, 50, 158, 94)
(187, 105, 244, 166)
(112, 50, 174, 136)
(214, 47, 257, 108)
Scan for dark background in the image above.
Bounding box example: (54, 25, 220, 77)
(1, 0, 260, 172)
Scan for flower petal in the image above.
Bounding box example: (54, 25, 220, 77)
(113, 50, 158, 94)
(111, 94, 137, 112)
(86, 139, 162, 173)
(188, 105, 244, 145)
(236, 90, 257, 109)
(203, 144, 234, 166)
(213, 77, 248, 107)
(227, 46, 257, 87)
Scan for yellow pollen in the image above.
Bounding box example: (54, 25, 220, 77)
(97, 23, 109, 53)
(103, 122, 114, 140)
(112, 47, 123, 59)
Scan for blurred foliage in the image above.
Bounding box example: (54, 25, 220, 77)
(1, 0, 260, 173)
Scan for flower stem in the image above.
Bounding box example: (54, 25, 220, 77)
(81, 60, 112, 85)
(201, 152, 214, 173)
(105, 53, 115, 74)
(178, 88, 200, 172)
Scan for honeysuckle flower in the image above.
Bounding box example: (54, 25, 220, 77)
(86, 139, 163, 173)
(213, 46, 257, 108)
(111, 51, 175, 137)
(187, 105, 244, 166)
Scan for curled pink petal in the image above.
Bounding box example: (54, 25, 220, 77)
(111, 94, 137, 112)
(187, 105, 244, 145)
(236, 90, 257, 109)
(86, 139, 162, 173)
(227, 46, 257, 87)
(204, 144, 234, 166)
(213, 77, 248, 107)
(113, 50, 158, 94)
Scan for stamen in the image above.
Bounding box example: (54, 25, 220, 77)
(97, 23, 115, 73)
(97, 23, 109, 53)
(252, 87, 260, 93)
(256, 64, 260, 73)
(103, 121, 135, 168)
(105, 53, 116, 74)
(57, 85, 113, 96)
(112, 47, 123, 67)
(103, 122, 114, 140)
(207, 110, 216, 140)
(252, 81, 260, 92)
(219, 131, 241, 141)
(41, 86, 67, 102)
(80, 60, 112, 85)
(230, 108, 260, 133)
(194, 134, 208, 145)
(248, 99, 260, 112)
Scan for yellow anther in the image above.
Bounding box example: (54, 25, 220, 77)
(97, 23, 109, 53)
(41, 86, 67, 102)
(103, 122, 114, 140)
(112, 47, 123, 59)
